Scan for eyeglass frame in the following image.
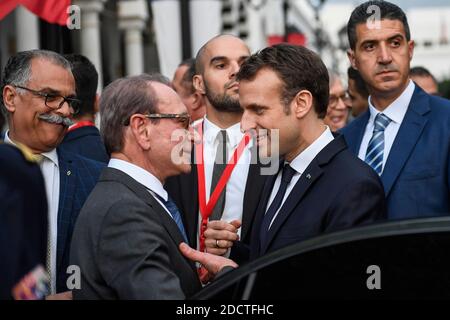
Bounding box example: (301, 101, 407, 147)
(13, 85, 81, 115)
(124, 113, 191, 129)
(328, 91, 351, 108)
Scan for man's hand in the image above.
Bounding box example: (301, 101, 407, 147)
(179, 242, 238, 283)
(204, 220, 241, 255)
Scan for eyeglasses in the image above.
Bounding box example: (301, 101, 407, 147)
(14, 85, 81, 115)
(329, 92, 351, 108)
(124, 113, 191, 129)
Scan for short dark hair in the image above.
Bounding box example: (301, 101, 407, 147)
(100, 73, 170, 155)
(348, 67, 369, 98)
(1, 50, 71, 117)
(178, 58, 196, 94)
(64, 54, 98, 118)
(347, 0, 410, 50)
(236, 44, 329, 118)
(410, 66, 437, 82)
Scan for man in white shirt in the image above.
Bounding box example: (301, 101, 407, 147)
(1, 50, 105, 296)
(165, 35, 269, 263)
(341, 1, 450, 219)
(70, 74, 235, 299)
(180, 44, 386, 279)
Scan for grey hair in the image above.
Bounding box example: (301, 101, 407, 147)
(1, 50, 71, 116)
(328, 70, 342, 89)
(100, 73, 171, 155)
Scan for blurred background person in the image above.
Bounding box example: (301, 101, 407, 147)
(347, 66, 369, 118)
(60, 54, 109, 163)
(0, 143, 48, 300)
(410, 66, 439, 96)
(323, 71, 351, 131)
(172, 58, 206, 123)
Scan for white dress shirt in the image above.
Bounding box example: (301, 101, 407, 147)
(108, 158, 173, 218)
(5, 131, 59, 294)
(358, 80, 415, 171)
(266, 126, 335, 229)
(197, 116, 252, 239)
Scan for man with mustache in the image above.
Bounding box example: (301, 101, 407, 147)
(1, 50, 105, 296)
(341, 1, 450, 219)
(165, 35, 268, 265)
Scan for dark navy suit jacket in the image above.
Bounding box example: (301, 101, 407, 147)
(235, 135, 386, 261)
(60, 126, 109, 164)
(341, 85, 450, 220)
(55, 149, 105, 292)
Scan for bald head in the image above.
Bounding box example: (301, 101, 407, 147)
(195, 35, 249, 75)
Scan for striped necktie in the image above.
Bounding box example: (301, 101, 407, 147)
(365, 113, 392, 175)
(155, 194, 188, 243)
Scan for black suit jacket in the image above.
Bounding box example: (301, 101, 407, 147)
(70, 168, 201, 299)
(165, 145, 269, 258)
(246, 135, 386, 260)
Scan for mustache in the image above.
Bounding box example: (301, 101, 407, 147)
(224, 79, 238, 89)
(38, 113, 74, 127)
(375, 65, 397, 74)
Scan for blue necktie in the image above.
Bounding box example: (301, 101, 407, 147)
(259, 163, 296, 250)
(155, 194, 188, 243)
(365, 113, 391, 175)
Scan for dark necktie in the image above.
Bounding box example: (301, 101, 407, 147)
(259, 163, 297, 250)
(155, 194, 188, 243)
(209, 130, 228, 221)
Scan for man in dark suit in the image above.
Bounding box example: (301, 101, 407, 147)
(70, 74, 236, 299)
(60, 54, 108, 163)
(179, 44, 386, 277)
(341, 1, 450, 219)
(0, 143, 47, 300)
(165, 35, 269, 261)
(1, 50, 105, 295)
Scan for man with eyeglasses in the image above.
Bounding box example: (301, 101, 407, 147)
(0, 50, 105, 298)
(70, 74, 235, 299)
(324, 72, 352, 132)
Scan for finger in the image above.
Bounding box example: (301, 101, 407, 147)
(207, 220, 239, 232)
(179, 242, 207, 265)
(204, 229, 239, 242)
(230, 220, 242, 229)
(205, 247, 228, 256)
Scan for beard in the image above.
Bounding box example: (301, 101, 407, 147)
(204, 81, 243, 113)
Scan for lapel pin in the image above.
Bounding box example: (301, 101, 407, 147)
(306, 173, 311, 179)
(67, 170, 71, 176)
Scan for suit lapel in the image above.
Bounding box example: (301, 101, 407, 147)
(56, 149, 76, 271)
(103, 168, 198, 271)
(251, 171, 280, 258)
(184, 160, 199, 248)
(260, 162, 323, 254)
(259, 136, 347, 255)
(343, 111, 370, 155)
(381, 88, 430, 197)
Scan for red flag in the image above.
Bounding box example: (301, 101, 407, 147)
(0, 0, 71, 26)
(0, 0, 21, 21)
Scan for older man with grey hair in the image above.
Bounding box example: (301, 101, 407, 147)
(70, 73, 235, 300)
(0, 50, 105, 296)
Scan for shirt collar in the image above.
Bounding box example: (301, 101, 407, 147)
(288, 126, 335, 175)
(368, 80, 415, 124)
(4, 130, 58, 166)
(108, 158, 168, 201)
(203, 116, 244, 148)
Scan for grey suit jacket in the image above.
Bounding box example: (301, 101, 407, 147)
(70, 167, 201, 299)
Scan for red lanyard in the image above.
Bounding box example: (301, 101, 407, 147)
(67, 120, 95, 132)
(195, 122, 251, 253)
